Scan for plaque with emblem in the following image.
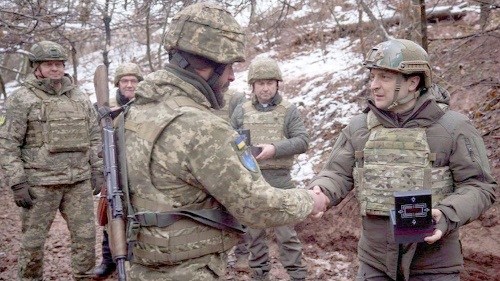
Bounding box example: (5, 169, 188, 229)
(390, 189, 434, 244)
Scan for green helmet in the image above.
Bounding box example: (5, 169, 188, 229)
(363, 39, 431, 88)
(247, 57, 283, 84)
(29, 41, 68, 64)
(164, 2, 246, 64)
(114, 63, 144, 86)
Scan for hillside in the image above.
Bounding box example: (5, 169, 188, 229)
(1, 1, 499, 280)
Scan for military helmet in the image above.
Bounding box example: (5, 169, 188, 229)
(247, 57, 283, 84)
(363, 39, 431, 88)
(29, 41, 68, 64)
(164, 2, 245, 64)
(114, 63, 144, 86)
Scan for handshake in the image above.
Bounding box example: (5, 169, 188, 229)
(307, 185, 330, 218)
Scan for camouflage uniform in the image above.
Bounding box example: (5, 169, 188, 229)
(0, 41, 102, 281)
(308, 39, 497, 280)
(211, 89, 250, 262)
(123, 3, 315, 281)
(231, 58, 310, 280)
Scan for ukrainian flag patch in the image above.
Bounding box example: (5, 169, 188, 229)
(234, 134, 258, 173)
(235, 135, 246, 150)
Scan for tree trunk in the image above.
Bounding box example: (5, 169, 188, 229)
(420, 0, 428, 51)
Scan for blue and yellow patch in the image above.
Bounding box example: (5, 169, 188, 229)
(0, 107, 6, 126)
(235, 135, 246, 150)
(234, 135, 258, 173)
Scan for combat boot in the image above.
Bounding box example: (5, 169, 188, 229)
(251, 268, 270, 281)
(234, 255, 250, 272)
(93, 262, 116, 279)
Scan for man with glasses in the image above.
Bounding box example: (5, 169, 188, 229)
(93, 62, 143, 279)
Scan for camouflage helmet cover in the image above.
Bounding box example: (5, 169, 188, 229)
(29, 41, 68, 63)
(247, 57, 283, 84)
(164, 2, 246, 64)
(114, 63, 144, 86)
(363, 39, 432, 88)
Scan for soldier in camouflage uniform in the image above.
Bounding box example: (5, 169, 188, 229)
(123, 3, 329, 281)
(231, 57, 310, 281)
(0, 40, 104, 281)
(94, 62, 144, 279)
(308, 39, 497, 280)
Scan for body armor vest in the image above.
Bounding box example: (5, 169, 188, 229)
(353, 111, 453, 216)
(241, 100, 294, 169)
(25, 87, 90, 152)
(125, 96, 239, 266)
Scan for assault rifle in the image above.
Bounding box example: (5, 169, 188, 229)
(94, 65, 127, 281)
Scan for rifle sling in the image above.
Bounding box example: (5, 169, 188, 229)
(134, 209, 246, 235)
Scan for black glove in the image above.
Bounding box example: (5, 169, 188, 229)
(91, 170, 105, 195)
(12, 182, 37, 208)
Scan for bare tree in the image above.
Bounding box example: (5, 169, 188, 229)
(419, 0, 428, 51)
(359, 0, 391, 40)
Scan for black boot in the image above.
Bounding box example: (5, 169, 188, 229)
(94, 262, 116, 279)
(94, 230, 117, 278)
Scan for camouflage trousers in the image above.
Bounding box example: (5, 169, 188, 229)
(18, 180, 96, 281)
(127, 251, 229, 281)
(247, 224, 307, 280)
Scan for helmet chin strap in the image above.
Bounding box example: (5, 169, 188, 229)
(169, 52, 224, 109)
(387, 76, 420, 110)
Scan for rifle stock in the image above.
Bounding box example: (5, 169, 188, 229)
(94, 65, 127, 281)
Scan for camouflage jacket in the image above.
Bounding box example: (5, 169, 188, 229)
(125, 65, 313, 278)
(0, 75, 102, 187)
(231, 93, 309, 189)
(308, 84, 497, 279)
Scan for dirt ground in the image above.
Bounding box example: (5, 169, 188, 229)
(1, 10, 500, 281)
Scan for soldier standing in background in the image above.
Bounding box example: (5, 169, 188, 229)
(123, 3, 329, 280)
(231, 57, 310, 281)
(0, 40, 103, 281)
(93, 62, 143, 279)
(308, 39, 497, 280)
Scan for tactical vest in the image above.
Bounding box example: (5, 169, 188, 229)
(24, 86, 90, 152)
(125, 96, 240, 266)
(241, 100, 294, 169)
(353, 111, 454, 216)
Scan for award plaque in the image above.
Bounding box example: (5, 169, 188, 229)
(390, 189, 434, 244)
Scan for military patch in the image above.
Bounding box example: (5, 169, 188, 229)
(235, 135, 246, 150)
(240, 149, 258, 173)
(234, 134, 258, 172)
(0, 107, 6, 126)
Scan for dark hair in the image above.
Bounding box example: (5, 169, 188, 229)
(170, 49, 222, 70)
(402, 73, 426, 91)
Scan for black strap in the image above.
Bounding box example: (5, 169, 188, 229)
(134, 209, 246, 234)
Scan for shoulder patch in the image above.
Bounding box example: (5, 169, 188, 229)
(235, 135, 247, 150)
(240, 149, 259, 173)
(0, 107, 6, 126)
(234, 134, 259, 172)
